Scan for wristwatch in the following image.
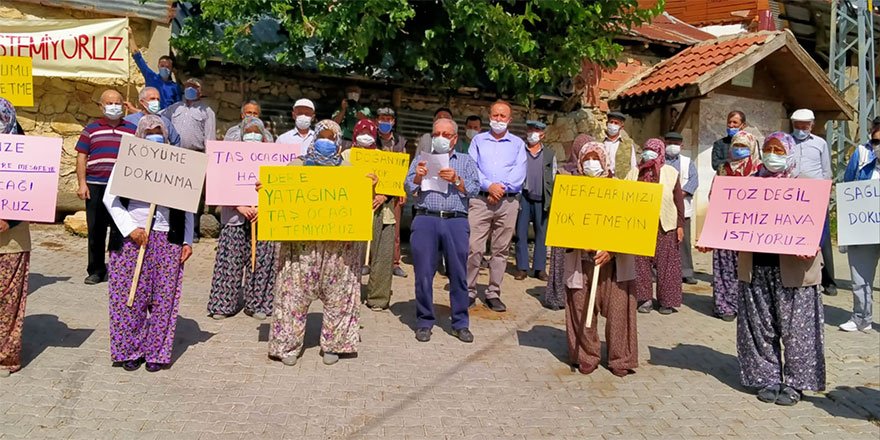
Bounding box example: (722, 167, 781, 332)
(454, 176, 462, 187)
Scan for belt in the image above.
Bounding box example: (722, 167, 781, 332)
(415, 208, 468, 219)
(479, 191, 518, 198)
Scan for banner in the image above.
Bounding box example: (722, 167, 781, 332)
(257, 166, 373, 241)
(545, 175, 663, 257)
(698, 176, 831, 256)
(205, 140, 302, 206)
(0, 18, 129, 78)
(109, 135, 207, 213)
(836, 180, 880, 246)
(0, 134, 62, 222)
(348, 148, 409, 197)
(0, 56, 33, 107)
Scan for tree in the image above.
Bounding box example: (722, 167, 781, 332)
(172, 0, 663, 102)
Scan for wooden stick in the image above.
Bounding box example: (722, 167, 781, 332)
(584, 251, 603, 328)
(127, 203, 156, 307)
(251, 220, 257, 272)
(364, 240, 372, 269)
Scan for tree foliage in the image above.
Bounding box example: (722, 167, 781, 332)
(172, 0, 663, 102)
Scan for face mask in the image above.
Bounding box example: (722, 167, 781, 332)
(347, 92, 360, 102)
(103, 104, 123, 120)
(184, 87, 199, 101)
(314, 138, 338, 156)
(378, 121, 393, 134)
(242, 133, 263, 143)
(146, 99, 161, 114)
(583, 160, 603, 177)
(432, 136, 452, 154)
(145, 134, 165, 143)
(606, 122, 621, 136)
(355, 134, 375, 147)
(641, 150, 659, 162)
(792, 129, 810, 140)
(295, 115, 312, 130)
(159, 67, 171, 80)
(665, 144, 681, 156)
(726, 127, 740, 137)
(731, 146, 751, 161)
(526, 132, 541, 145)
(466, 129, 479, 139)
(763, 153, 788, 172)
(489, 120, 508, 134)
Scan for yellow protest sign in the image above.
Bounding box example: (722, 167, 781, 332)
(0, 56, 33, 107)
(257, 166, 373, 241)
(545, 175, 663, 257)
(348, 148, 409, 197)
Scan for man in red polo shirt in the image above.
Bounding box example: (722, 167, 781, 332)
(75, 89, 138, 285)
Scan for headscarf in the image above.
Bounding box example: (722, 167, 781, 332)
(575, 141, 609, 177)
(565, 134, 594, 174)
(720, 131, 759, 177)
(238, 116, 272, 142)
(353, 119, 378, 149)
(0, 98, 18, 135)
(135, 115, 168, 141)
(638, 138, 666, 182)
(301, 119, 343, 166)
(757, 131, 796, 178)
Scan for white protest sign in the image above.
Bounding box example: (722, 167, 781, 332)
(836, 180, 880, 246)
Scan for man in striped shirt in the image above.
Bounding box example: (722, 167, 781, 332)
(75, 89, 137, 285)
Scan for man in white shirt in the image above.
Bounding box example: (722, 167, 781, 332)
(276, 99, 316, 155)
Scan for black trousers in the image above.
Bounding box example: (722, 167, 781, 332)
(85, 183, 122, 277)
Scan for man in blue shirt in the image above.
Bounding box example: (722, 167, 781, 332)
(124, 87, 181, 146)
(404, 118, 480, 343)
(129, 28, 181, 110)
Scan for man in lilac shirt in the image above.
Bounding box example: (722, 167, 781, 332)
(467, 101, 528, 312)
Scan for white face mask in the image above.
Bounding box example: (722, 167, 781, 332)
(489, 120, 508, 134)
(526, 132, 542, 145)
(356, 134, 375, 147)
(242, 132, 263, 143)
(466, 129, 479, 139)
(763, 153, 788, 172)
(606, 122, 621, 136)
(641, 150, 659, 162)
(103, 104, 123, 120)
(432, 136, 452, 154)
(146, 100, 161, 114)
(583, 160, 604, 177)
(347, 92, 360, 102)
(665, 144, 681, 156)
(295, 115, 312, 130)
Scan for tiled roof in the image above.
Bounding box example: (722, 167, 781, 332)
(618, 32, 774, 98)
(627, 12, 715, 45)
(638, 0, 769, 26)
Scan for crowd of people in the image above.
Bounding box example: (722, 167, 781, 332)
(0, 47, 878, 408)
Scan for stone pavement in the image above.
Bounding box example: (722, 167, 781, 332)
(1, 225, 878, 439)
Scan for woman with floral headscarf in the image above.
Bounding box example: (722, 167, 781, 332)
(264, 119, 376, 366)
(563, 141, 639, 376)
(0, 98, 30, 377)
(625, 138, 685, 315)
(208, 116, 278, 320)
(711, 131, 760, 321)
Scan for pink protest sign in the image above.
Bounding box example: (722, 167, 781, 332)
(0, 134, 62, 222)
(698, 176, 831, 256)
(205, 140, 301, 206)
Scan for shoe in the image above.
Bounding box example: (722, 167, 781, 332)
(823, 285, 838, 296)
(368, 304, 387, 312)
(610, 368, 633, 377)
(361, 266, 370, 276)
(415, 328, 432, 342)
(577, 364, 597, 375)
(281, 355, 298, 366)
(514, 270, 528, 281)
(192, 237, 200, 244)
(480, 259, 489, 269)
(658, 306, 677, 315)
(535, 271, 549, 282)
(757, 384, 781, 403)
(252, 312, 267, 321)
(468, 297, 476, 309)
(443, 283, 450, 291)
(392, 267, 408, 278)
(84, 273, 103, 285)
(322, 353, 339, 365)
(122, 360, 142, 371)
(212, 314, 228, 320)
(682, 277, 698, 285)
(721, 314, 736, 322)
(486, 297, 507, 312)
(545, 303, 564, 311)
(839, 320, 871, 332)
(775, 385, 802, 406)
(0, 369, 10, 378)
(452, 328, 474, 343)
(145, 362, 163, 373)
(637, 301, 653, 314)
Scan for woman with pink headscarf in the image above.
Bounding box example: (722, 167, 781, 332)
(625, 138, 684, 315)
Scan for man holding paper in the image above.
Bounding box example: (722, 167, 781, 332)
(405, 118, 480, 343)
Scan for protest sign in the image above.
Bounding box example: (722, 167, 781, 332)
(545, 175, 663, 257)
(205, 140, 301, 206)
(257, 166, 373, 241)
(418, 152, 450, 193)
(348, 148, 409, 197)
(0, 18, 128, 78)
(0, 133, 62, 222)
(698, 176, 831, 255)
(109, 135, 207, 213)
(0, 56, 33, 107)
(836, 180, 880, 246)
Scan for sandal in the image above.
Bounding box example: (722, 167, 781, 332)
(775, 385, 802, 406)
(757, 384, 781, 403)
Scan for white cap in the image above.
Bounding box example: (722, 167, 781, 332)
(790, 109, 815, 121)
(293, 99, 315, 110)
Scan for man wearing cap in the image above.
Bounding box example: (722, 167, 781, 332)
(277, 99, 316, 153)
(514, 120, 556, 281)
(164, 78, 217, 242)
(664, 131, 698, 285)
(790, 108, 837, 296)
(377, 107, 409, 278)
(604, 111, 638, 178)
(223, 100, 274, 142)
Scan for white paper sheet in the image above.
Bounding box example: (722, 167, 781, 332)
(419, 152, 450, 194)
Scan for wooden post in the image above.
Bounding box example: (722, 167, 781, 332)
(584, 252, 603, 328)
(127, 203, 156, 307)
(251, 221, 257, 272)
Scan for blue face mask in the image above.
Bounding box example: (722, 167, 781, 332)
(731, 146, 751, 160)
(314, 138, 338, 156)
(184, 87, 198, 101)
(145, 134, 165, 143)
(726, 127, 739, 137)
(159, 67, 171, 80)
(792, 129, 809, 140)
(378, 121, 393, 134)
